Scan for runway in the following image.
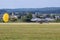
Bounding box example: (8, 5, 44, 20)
(0, 23, 60, 25)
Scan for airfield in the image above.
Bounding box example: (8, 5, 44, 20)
(0, 23, 60, 40)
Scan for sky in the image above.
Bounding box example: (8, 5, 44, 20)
(0, 0, 60, 9)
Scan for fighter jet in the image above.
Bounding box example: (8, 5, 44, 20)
(31, 18, 55, 23)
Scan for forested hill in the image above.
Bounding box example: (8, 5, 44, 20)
(0, 7, 60, 14)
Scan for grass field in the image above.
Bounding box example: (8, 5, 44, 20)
(0, 23, 60, 40)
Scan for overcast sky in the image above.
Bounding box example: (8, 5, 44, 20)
(0, 0, 60, 9)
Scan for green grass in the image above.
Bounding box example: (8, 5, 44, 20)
(0, 23, 60, 40)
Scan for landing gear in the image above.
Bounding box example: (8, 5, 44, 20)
(39, 21, 43, 24)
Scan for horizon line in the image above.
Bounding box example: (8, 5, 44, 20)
(0, 7, 60, 9)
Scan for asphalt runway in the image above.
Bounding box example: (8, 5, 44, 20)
(0, 23, 60, 25)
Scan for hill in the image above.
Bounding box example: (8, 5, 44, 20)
(0, 7, 60, 14)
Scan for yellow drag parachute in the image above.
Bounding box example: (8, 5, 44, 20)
(3, 13, 9, 23)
